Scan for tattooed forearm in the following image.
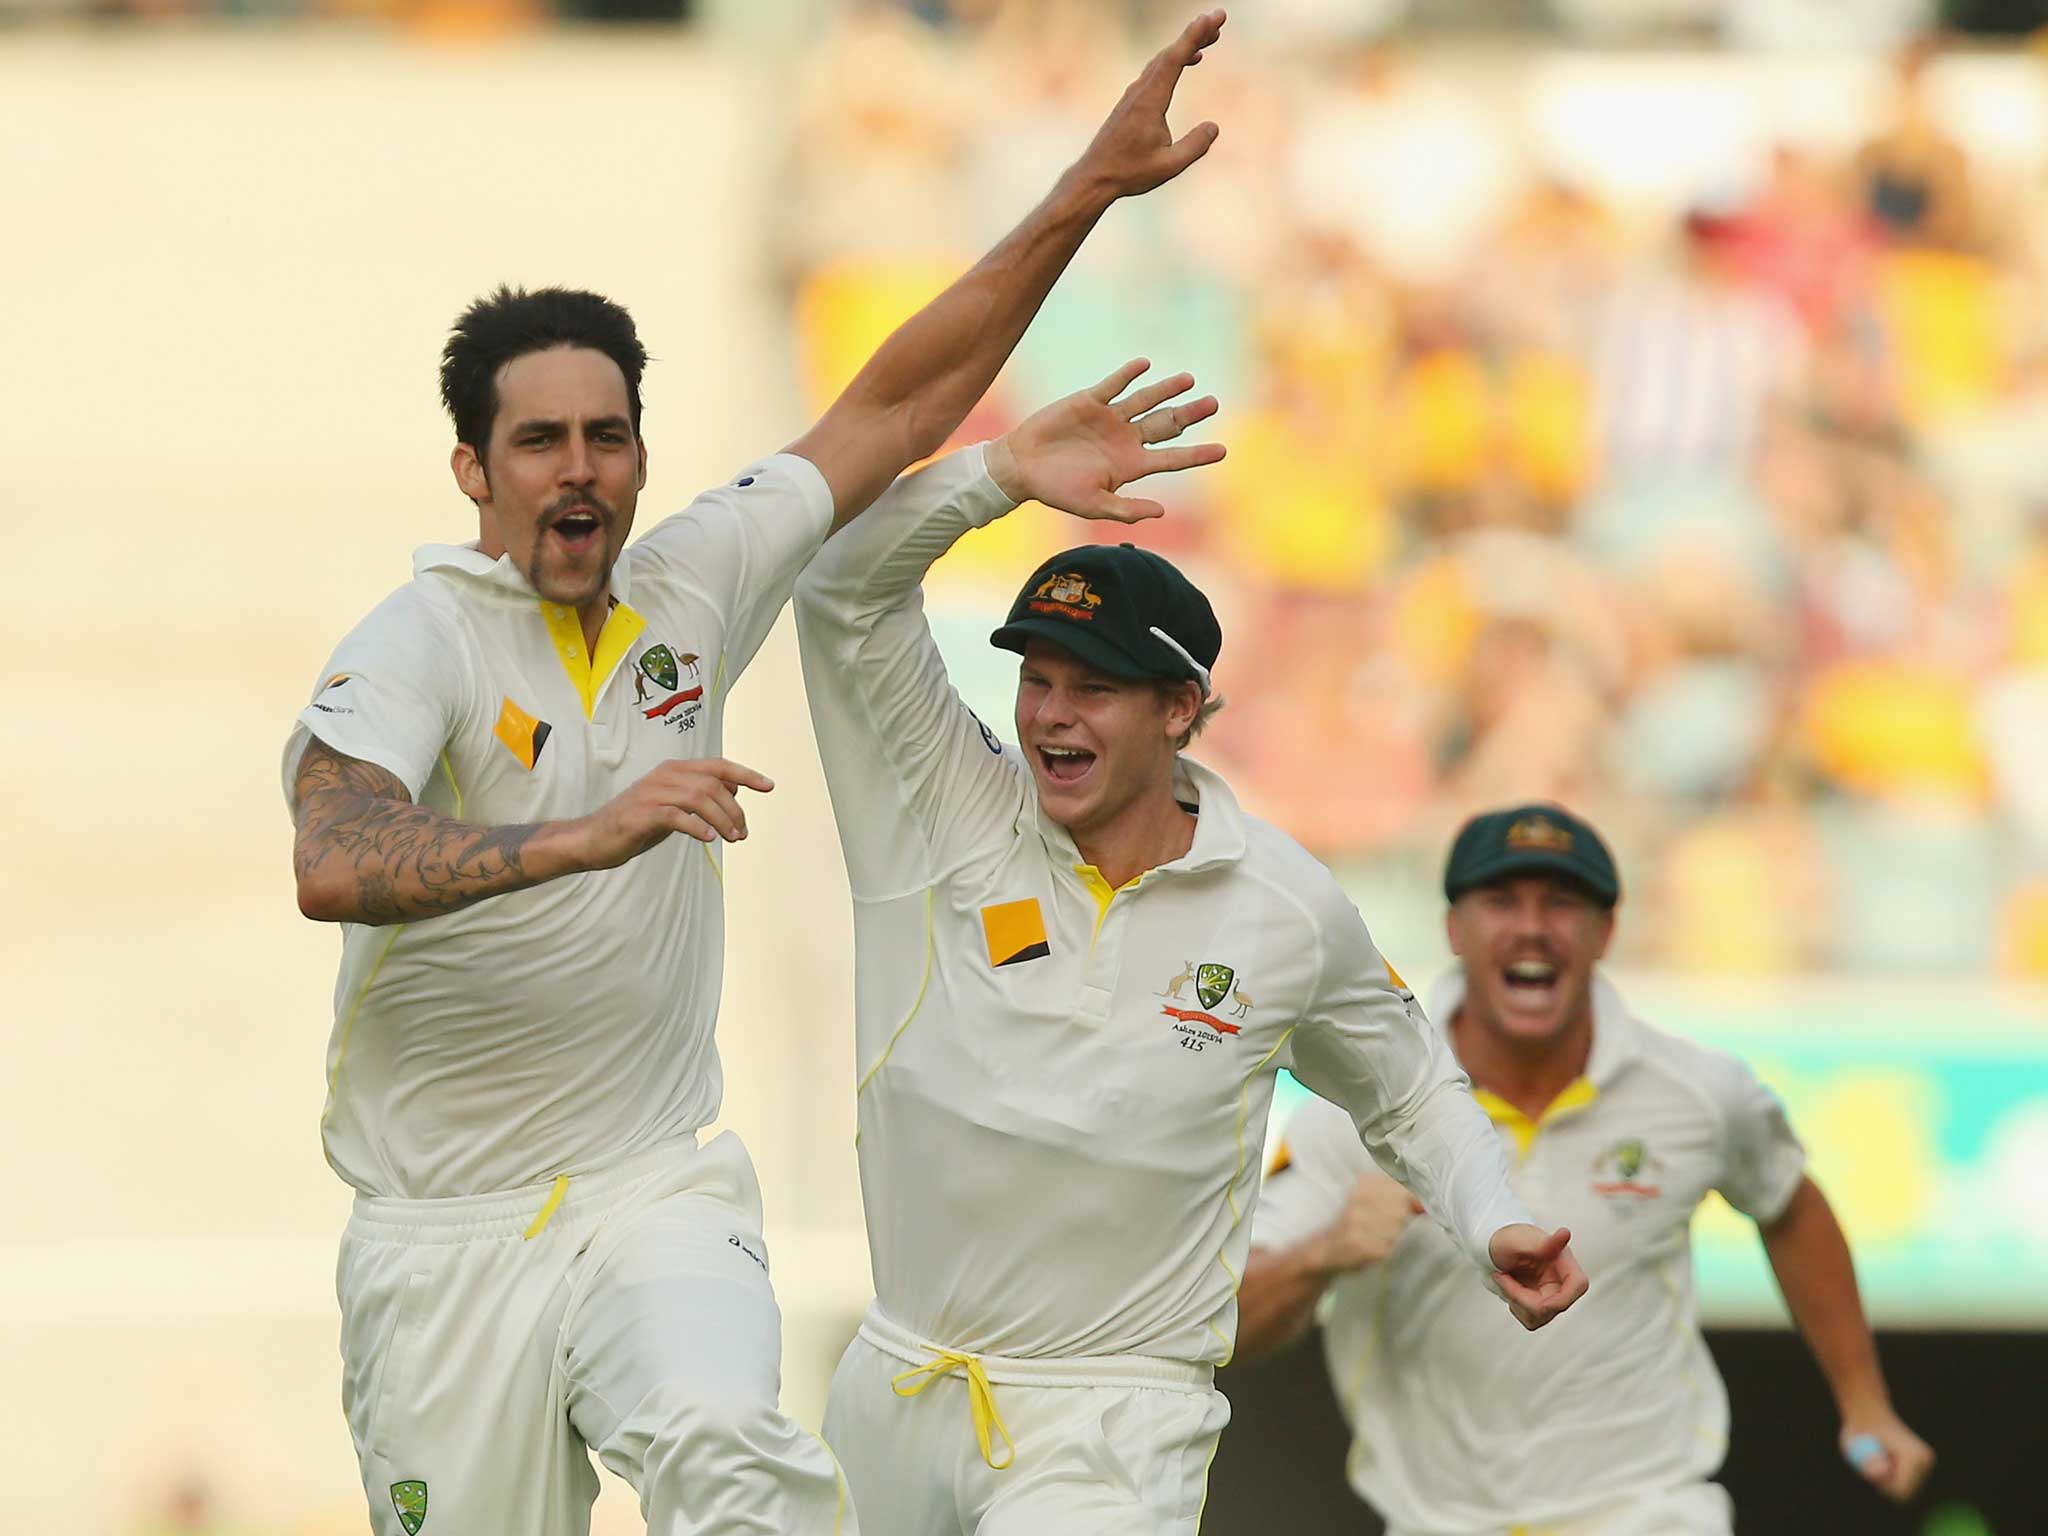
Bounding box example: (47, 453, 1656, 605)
(292, 738, 561, 924)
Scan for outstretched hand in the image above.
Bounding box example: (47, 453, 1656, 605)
(1077, 9, 1226, 200)
(985, 359, 1225, 523)
(1488, 1223, 1590, 1331)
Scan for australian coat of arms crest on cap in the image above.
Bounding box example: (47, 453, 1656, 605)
(1506, 815, 1573, 852)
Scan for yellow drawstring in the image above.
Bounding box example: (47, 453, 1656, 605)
(891, 1349, 1016, 1470)
(523, 1174, 570, 1240)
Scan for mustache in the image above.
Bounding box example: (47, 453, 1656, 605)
(543, 492, 616, 527)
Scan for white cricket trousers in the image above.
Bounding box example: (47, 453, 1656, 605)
(823, 1305, 1229, 1536)
(337, 1131, 852, 1536)
(1386, 1483, 1733, 1536)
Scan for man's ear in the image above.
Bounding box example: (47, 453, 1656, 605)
(637, 438, 648, 493)
(452, 442, 490, 506)
(1445, 902, 1466, 960)
(1164, 680, 1202, 739)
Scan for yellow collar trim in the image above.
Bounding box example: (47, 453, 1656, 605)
(539, 599, 648, 720)
(1472, 1076, 1599, 1160)
(1074, 863, 1143, 942)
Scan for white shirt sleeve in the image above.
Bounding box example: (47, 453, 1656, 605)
(793, 443, 1027, 899)
(1250, 1093, 1372, 1254)
(1285, 893, 1535, 1276)
(633, 452, 835, 684)
(281, 586, 468, 811)
(1712, 1052, 1808, 1223)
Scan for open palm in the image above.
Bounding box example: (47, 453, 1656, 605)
(991, 359, 1225, 523)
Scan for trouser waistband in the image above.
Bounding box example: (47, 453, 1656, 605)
(857, 1304, 1215, 1392)
(345, 1133, 704, 1244)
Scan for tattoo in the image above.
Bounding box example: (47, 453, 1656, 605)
(293, 738, 544, 923)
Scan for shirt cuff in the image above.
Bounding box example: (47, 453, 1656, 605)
(961, 441, 1021, 528)
(758, 450, 837, 544)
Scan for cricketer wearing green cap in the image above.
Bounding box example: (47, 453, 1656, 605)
(1240, 801, 1935, 1534)
(793, 361, 1588, 1536)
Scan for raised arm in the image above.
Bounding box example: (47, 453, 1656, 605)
(787, 9, 1226, 528)
(796, 363, 1222, 894)
(291, 737, 773, 926)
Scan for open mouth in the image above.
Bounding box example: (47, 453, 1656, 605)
(550, 511, 604, 555)
(1501, 958, 1561, 1003)
(1037, 745, 1097, 787)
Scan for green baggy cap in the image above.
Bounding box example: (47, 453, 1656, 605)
(1444, 804, 1621, 907)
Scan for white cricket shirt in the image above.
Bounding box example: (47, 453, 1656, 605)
(793, 445, 1534, 1367)
(1252, 969, 1807, 1533)
(282, 454, 833, 1198)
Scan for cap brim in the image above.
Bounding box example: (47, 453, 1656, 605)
(1448, 850, 1619, 907)
(989, 618, 1160, 679)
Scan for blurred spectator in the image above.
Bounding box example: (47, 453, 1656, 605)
(1854, 37, 1976, 251)
(770, 15, 2048, 977)
(1589, 208, 1805, 489)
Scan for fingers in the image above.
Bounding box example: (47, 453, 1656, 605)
(1844, 1428, 1933, 1501)
(662, 808, 718, 845)
(1495, 1278, 1542, 1331)
(1088, 491, 1167, 523)
(1120, 372, 1198, 421)
(699, 757, 775, 794)
(1090, 358, 1151, 405)
(1134, 393, 1221, 442)
(1888, 1443, 1934, 1500)
(1531, 1225, 1572, 1266)
(1141, 441, 1227, 475)
(694, 780, 749, 842)
(1164, 120, 1222, 175)
(1409, 1195, 1426, 1215)
(1161, 8, 1226, 69)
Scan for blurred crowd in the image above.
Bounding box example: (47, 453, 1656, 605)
(0, 0, 688, 24)
(785, 6, 2048, 977)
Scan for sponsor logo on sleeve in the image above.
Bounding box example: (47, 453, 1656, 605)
(967, 708, 1003, 755)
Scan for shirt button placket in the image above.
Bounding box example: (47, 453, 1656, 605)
(1072, 894, 1125, 1029)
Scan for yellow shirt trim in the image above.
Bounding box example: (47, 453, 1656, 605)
(1073, 863, 1142, 948)
(854, 889, 936, 1146)
(539, 599, 648, 720)
(1471, 1076, 1599, 1161)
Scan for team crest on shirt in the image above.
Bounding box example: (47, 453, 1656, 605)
(389, 1480, 428, 1534)
(1158, 960, 1249, 1049)
(633, 640, 706, 734)
(1590, 1137, 1665, 1208)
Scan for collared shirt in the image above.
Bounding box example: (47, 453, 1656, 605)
(1252, 969, 1807, 1533)
(793, 445, 1533, 1366)
(282, 453, 833, 1198)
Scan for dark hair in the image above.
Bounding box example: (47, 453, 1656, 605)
(439, 285, 649, 453)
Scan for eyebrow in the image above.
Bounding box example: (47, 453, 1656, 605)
(507, 414, 633, 437)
